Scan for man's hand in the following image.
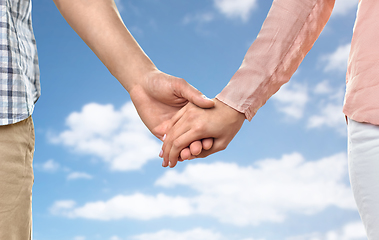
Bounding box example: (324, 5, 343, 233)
(129, 69, 215, 140)
(161, 98, 245, 168)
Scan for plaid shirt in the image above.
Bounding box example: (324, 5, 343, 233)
(0, 0, 40, 125)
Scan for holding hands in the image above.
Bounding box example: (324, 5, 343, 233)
(128, 69, 245, 167)
(128, 69, 215, 141)
(54, 0, 245, 167)
(160, 98, 245, 168)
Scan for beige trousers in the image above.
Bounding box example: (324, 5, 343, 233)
(0, 116, 34, 240)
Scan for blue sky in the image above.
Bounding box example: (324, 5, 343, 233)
(31, 0, 364, 239)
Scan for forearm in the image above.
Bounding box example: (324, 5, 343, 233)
(216, 0, 335, 121)
(53, 0, 156, 92)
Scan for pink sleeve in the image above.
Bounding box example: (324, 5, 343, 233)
(216, 0, 335, 121)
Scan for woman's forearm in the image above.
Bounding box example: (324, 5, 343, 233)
(216, 0, 336, 121)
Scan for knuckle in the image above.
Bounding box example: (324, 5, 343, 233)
(173, 77, 186, 89)
(194, 124, 205, 133)
(186, 110, 198, 120)
(172, 139, 182, 149)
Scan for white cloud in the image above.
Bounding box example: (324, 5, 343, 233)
(308, 82, 346, 134)
(314, 80, 333, 95)
(212, 0, 357, 21)
(286, 221, 366, 240)
(307, 80, 346, 135)
(50, 102, 161, 171)
(332, 0, 359, 17)
(242, 239, 265, 240)
(50, 200, 77, 215)
(38, 159, 60, 173)
(110, 236, 121, 240)
(67, 172, 93, 181)
(50, 193, 193, 220)
(157, 152, 355, 226)
(271, 78, 346, 135)
(130, 228, 224, 240)
(272, 82, 309, 119)
(322, 43, 351, 73)
(213, 0, 258, 21)
(338, 221, 367, 239)
(73, 237, 86, 240)
(307, 102, 346, 134)
(51, 152, 356, 226)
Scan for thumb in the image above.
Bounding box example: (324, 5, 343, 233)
(175, 79, 215, 109)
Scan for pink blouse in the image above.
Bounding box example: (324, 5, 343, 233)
(217, 0, 378, 125)
(344, 0, 379, 125)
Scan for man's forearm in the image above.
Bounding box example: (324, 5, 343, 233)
(53, 0, 156, 92)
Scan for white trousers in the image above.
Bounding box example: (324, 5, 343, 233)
(348, 118, 379, 240)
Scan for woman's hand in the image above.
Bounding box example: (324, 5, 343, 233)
(161, 98, 245, 168)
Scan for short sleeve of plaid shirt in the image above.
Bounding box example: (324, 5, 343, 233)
(0, 0, 41, 126)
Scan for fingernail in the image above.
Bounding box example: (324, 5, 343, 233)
(159, 150, 163, 158)
(162, 134, 166, 141)
(202, 95, 211, 100)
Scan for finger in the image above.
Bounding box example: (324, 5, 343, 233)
(189, 140, 202, 156)
(185, 140, 215, 161)
(194, 138, 227, 159)
(173, 79, 215, 109)
(160, 104, 188, 139)
(180, 147, 191, 161)
(161, 117, 192, 167)
(202, 138, 213, 150)
(161, 106, 191, 167)
(168, 129, 207, 168)
(168, 135, 189, 168)
(184, 139, 213, 161)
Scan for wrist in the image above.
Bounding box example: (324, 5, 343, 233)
(116, 56, 158, 93)
(215, 98, 246, 124)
